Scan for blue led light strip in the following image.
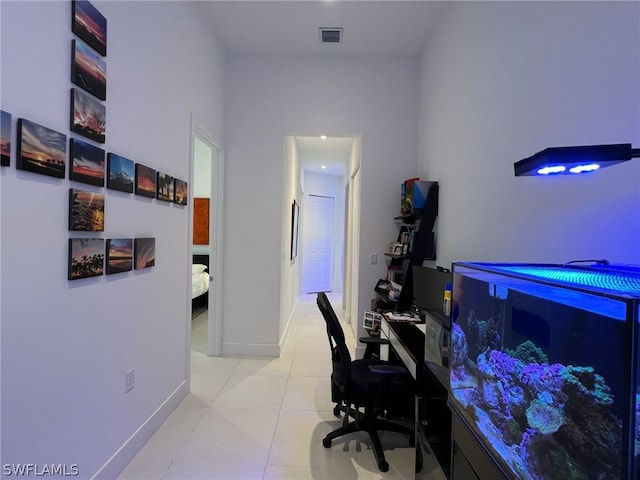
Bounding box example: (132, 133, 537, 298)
(494, 266, 640, 296)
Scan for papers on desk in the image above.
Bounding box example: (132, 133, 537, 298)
(383, 312, 419, 322)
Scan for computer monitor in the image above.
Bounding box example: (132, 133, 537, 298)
(412, 265, 452, 328)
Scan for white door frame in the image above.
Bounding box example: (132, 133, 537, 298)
(189, 115, 224, 357)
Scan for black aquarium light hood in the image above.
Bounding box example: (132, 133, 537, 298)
(514, 143, 640, 176)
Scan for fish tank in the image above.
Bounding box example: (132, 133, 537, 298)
(449, 262, 640, 480)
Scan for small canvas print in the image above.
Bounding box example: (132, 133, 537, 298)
(68, 238, 104, 280)
(17, 118, 66, 178)
(134, 237, 155, 269)
(69, 188, 105, 231)
(1, 110, 10, 166)
(156, 172, 174, 202)
(70, 137, 105, 186)
(107, 153, 134, 193)
(72, 0, 107, 56)
(173, 178, 188, 205)
(135, 164, 156, 198)
(106, 238, 133, 275)
(71, 88, 105, 143)
(71, 39, 106, 100)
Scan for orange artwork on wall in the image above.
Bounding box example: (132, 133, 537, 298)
(193, 197, 210, 245)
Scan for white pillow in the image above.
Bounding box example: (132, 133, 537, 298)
(192, 264, 208, 274)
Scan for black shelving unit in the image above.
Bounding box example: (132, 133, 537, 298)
(395, 181, 438, 311)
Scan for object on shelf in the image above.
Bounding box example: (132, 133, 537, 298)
(363, 311, 383, 330)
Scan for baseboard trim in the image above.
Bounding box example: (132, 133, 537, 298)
(222, 342, 280, 357)
(91, 380, 189, 479)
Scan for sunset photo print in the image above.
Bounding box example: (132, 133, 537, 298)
(107, 153, 134, 193)
(68, 238, 104, 280)
(72, 0, 107, 56)
(71, 88, 105, 144)
(71, 39, 106, 100)
(70, 137, 105, 187)
(135, 164, 156, 198)
(17, 118, 66, 178)
(1, 110, 10, 167)
(106, 238, 133, 275)
(69, 188, 105, 232)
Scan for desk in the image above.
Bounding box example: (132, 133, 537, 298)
(379, 315, 452, 479)
(380, 318, 424, 380)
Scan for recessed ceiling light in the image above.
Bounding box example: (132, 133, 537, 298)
(321, 165, 327, 169)
(320, 135, 327, 140)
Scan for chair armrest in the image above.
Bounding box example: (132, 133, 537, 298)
(359, 336, 390, 346)
(368, 364, 407, 376)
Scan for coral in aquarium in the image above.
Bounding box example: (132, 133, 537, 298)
(525, 397, 564, 435)
(466, 309, 502, 357)
(477, 350, 527, 419)
(451, 321, 623, 480)
(506, 340, 549, 364)
(451, 323, 468, 369)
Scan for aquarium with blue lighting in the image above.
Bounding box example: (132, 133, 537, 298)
(450, 262, 640, 480)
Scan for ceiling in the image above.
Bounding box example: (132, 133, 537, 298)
(295, 136, 355, 176)
(198, 1, 448, 175)
(198, 1, 447, 57)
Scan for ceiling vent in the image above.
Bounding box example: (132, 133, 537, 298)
(319, 27, 343, 44)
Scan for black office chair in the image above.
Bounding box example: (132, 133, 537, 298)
(316, 292, 415, 472)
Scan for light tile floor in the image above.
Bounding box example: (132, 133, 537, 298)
(118, 293, 446, 480)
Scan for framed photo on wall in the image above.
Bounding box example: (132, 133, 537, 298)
(173, 178, 188, 205)
(72, 0, 107, 56)
(107, 153, 134, 193)
(70, 88, 105, 143)
(69, 137, 105, 186)
(17, 118, 66, 178)
(290, 199, 299, 260)
(156, 172, 174, 202)
(106, 238, 133, 275)
(134, 237, 155, 269)
(71, 39, 107, 100)
(135, 163, 156, 198)
(1, 110, 11, 167)
(68, 238, 104, 280)
(69, 188, 105, 231)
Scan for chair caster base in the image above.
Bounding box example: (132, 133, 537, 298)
(322, 437, 332, 448)
(377, 460, 389, 472)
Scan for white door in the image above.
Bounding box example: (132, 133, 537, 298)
(302, 194, 333, 293)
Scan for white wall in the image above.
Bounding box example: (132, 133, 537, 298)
(279, 136, 301, 344)
(0, 1, 224, 476)
(224, 54, 419, 356)
(419, 1, 640, 268)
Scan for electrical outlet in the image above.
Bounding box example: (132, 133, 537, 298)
(125, 369, 135, 393)
(370, 253, 378, 265)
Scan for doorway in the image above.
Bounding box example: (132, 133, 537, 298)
(302, 194, 334, 293)
(190, 116, 224, 357)
(294, 135, 361, 323)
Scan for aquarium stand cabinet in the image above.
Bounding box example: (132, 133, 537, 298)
(449, 262, 640, 480)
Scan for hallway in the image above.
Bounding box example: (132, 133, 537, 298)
(118, 294, 445, 479)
